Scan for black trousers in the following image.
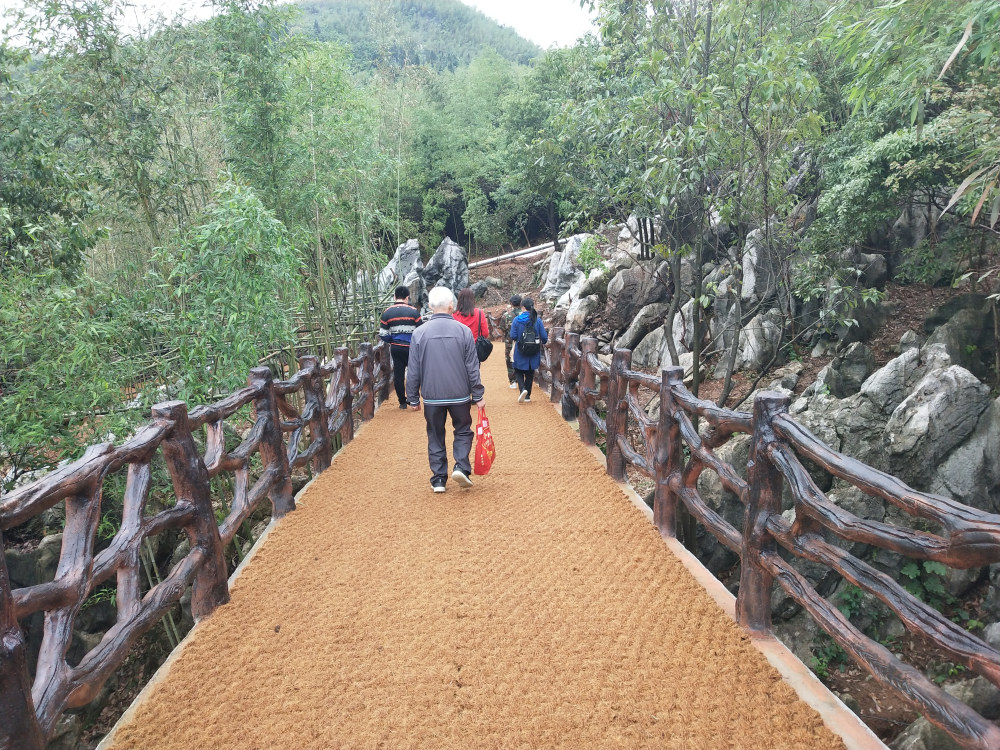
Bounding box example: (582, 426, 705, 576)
(424, 402, 473, 487)
(390, 346, 409, 406)
(514, 368, 535, 398)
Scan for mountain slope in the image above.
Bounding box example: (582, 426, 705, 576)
(293, 0, 542, 71)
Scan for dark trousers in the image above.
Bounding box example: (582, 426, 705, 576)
(390, 346, 409, 406)
(424, 402, 473, 487)
(514, 368, 535, 398)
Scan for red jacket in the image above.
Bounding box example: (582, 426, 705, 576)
(453, 309, 489, 339)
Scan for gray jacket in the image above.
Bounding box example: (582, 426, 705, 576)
(406, 313, 485, 406)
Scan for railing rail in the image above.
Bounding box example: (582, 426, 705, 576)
(543, 328, 1000, 750)
(0, 340, 391, 749)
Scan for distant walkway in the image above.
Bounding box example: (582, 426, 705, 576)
(102, 356, 845, 750)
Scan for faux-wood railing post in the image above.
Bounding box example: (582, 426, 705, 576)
(248, 367, 295, 519)
(298, 355, 332, 473)
(562, 332, 581, 421)
(578, 337, 598, 444)
(152, 401, 230, 620)
(737, 390, 790, 635)
(1, 532, 45, 750)
(333, 347, 354, 445)
(549, 327, 565, 404)
(605, 349, 629, 482)
(654, 367, 685, 539)
(359, 342, 376, 422)
(377, 342, 392, 405)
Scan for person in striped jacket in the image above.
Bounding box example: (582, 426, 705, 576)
(379, 285, 423, 409)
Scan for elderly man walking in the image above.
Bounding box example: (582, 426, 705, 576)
(406, 286, 486, 493)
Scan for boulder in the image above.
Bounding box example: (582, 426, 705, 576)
(617, 303, 669, 352)
(925, 306, 995, 380)
(733, 309, 783, 371)
(741, 220, 787, 304)
(924, 293, 988, 334)
(376, 238, 422, 292)
(891, 677, 1000, 750)
(422, 237, 469, 294)
(929, 397, 1000, 514)
(815, 342, 875, 399)
(900, 330, 922, 353)
(632, 325, 668, 370)
(469, 280, 489, 298)
(565, 295, 601, 334)
(886, 365, 991, 486)
(605, 260, 672, 330)
(859, 345, 952, 415)
(856, 252, 889, 289)
(540, 233, 592, 301)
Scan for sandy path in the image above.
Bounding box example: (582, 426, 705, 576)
(105, 354, 845, 750)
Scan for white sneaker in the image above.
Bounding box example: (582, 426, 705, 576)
(524, 397, 531, 402)
(432, 484, 446, 493)
(509, 382, 518, 389)
(518, 390, 528, 403)
(451, 469, 474, 488)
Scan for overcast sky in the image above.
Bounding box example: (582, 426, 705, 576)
(0, 0, 596, 49)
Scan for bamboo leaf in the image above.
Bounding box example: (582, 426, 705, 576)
(938, 19, 973, 80)
(942, 166, 990, 216)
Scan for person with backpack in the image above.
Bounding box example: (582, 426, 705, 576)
(452, 287, 492, 363)
(509, 297, 547, 403)
(500, 294, 522, 389)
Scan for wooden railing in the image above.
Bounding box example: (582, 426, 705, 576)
(541, 328, 1000, 750)
(0, 341, 392, 750)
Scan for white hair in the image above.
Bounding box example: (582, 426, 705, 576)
(427, 286, 456, 312)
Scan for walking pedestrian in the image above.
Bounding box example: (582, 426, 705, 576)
(510, 297, 547, 403)
(452, 287, 490, 345)
(501, 294, 522, 389)
(378, 285, 422, 409)
(406, 286, 486, 493)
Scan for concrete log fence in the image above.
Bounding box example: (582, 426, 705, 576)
(0, 341, 391, 750)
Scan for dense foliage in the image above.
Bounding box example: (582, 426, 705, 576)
(294, 0, 542, 70)
(2, 0, 999, 484)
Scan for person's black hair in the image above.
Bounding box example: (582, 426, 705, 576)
(394, 285, 410, 301)
(509, 294, 522, 308)
(456, 288, 476, 316)
(522, 297, 537, 325)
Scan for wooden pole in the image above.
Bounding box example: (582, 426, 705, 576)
(248, 368, 295, 519)
(549, 327, 565, 404)
(737, 390, 790, 635)
(332, 347, 354, 445)
(578, 337, 598, 444)
(152, 401, 230, 620)
(655, 367, 685, 539)
(359, 342, 376, 422)
(562, 332, 580, 421)
(0, 532, 45, 750)
(606, 349, 629, 482)
(298, 355, 333, 473)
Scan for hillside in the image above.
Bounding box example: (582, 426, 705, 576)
(292, 0, 542, 70)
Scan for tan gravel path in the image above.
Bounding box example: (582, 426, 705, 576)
(105, 354, 845, 750)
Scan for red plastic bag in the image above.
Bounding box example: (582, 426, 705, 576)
(473, 407, 496, 475)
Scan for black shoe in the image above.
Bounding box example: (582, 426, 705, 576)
(451, 468, 473, 488)
(432, 483, 446, 494)
(399, 402, 408, 409)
